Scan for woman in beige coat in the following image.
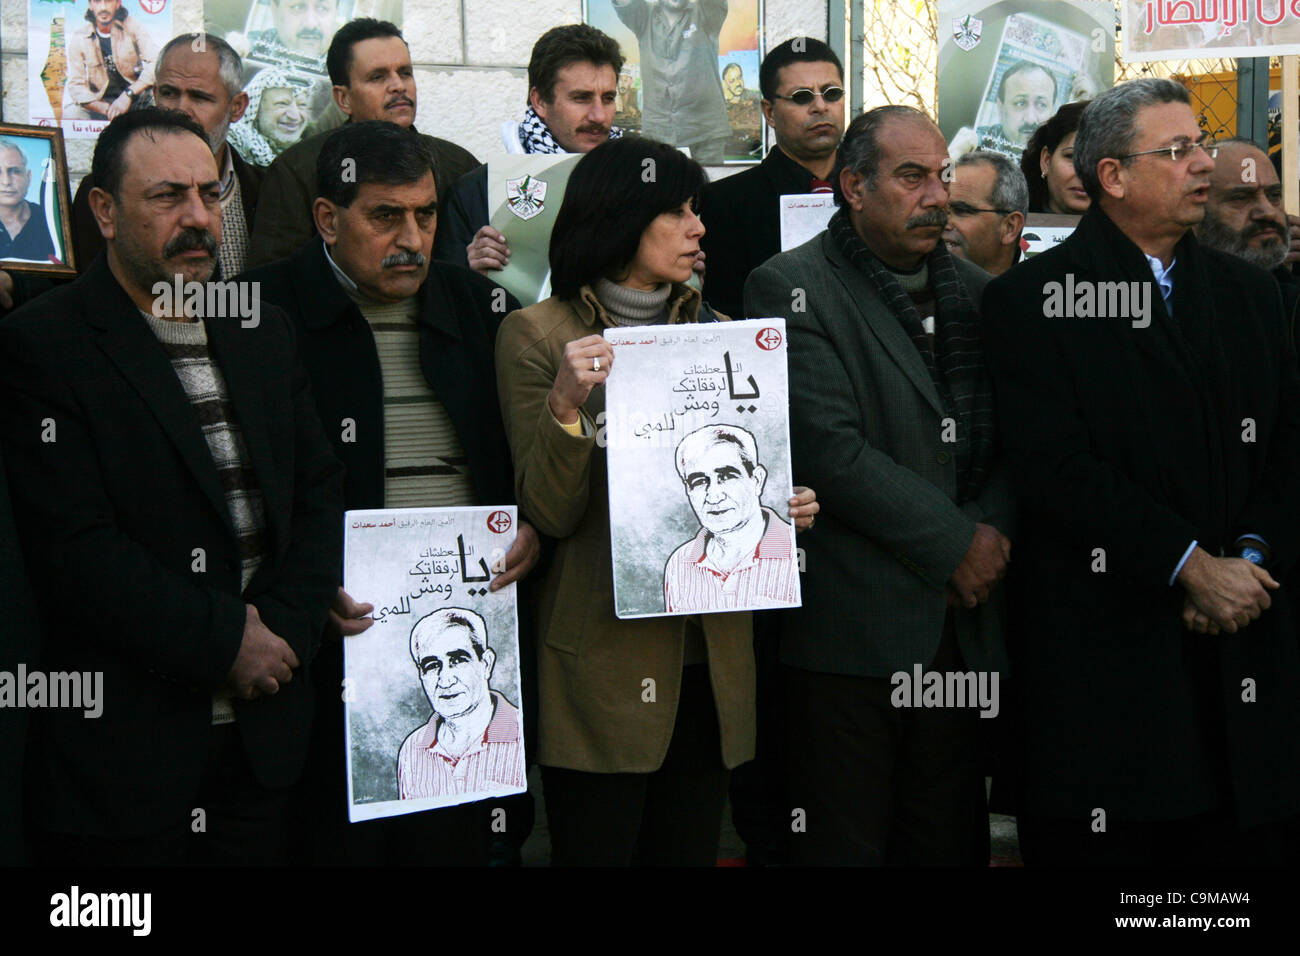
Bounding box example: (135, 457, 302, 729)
(496, 137, 816, 865)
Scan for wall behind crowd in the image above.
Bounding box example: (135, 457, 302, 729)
(0, 0, 828, 193)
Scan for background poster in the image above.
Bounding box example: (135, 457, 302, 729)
(585, 0, 762, 164)
(604, 318, 800, 619)
(28, 0, 173, 139)
(1123, 0, 1300, 61)
(487, 152, 580, 307)
(205, 0, 404, 162)
(343, 506, 525, 822)
(939, 0, 1114, 160)
(1020, 212, 1079, 257)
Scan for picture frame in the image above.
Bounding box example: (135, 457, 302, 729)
(0, 122, 77, 277)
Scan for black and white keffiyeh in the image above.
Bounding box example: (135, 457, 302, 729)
(518, 105, 624, 154)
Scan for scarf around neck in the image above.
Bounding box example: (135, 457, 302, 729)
(518, 104, 624, 154)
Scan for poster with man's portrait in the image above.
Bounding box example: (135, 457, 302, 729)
(604, 318, 800, 619)
(938, 0, 1114, 162)
(585, 0, 763, 164)
(27, 0, 173, 139)
(204, 0, 404, 164)
(343, 506, 526, 822)
(0, 124, 77, 275)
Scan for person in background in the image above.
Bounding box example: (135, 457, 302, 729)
(1021, 101, 1090, 215)
(943, 150, 1028, 277)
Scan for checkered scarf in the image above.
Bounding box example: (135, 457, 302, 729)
(518, 105, 624, 154)
(828, 207, 995, 503)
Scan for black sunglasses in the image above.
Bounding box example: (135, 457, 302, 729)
(771, 86, 846, 106)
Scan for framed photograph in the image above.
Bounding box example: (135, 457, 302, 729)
(0, 123, 76, 277)
(585, 0, 764, 165)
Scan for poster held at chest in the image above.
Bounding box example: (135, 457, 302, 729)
(343, 506, 525, 822)
(487, 153, 581, 307)
(604, 318, 800, 619)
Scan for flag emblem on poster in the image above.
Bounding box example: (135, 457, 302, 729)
(505, 175, 548, 221)
(953, 15, 983, 51)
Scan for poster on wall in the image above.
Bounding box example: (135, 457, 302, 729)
(28, 0, 173, 139)
(603, 318, 800, 619)
(1122, 0, 1300, 62)
(585, 0, 763, 164)
(204, 0, 404, 163)
(343, 506, 526, 822)
(938, 0, 1115, 161)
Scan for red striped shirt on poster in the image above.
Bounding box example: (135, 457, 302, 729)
(663, 506, 798, 613)
(397, 691, 525, 799)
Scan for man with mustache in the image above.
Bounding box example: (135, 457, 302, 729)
(238, 121, 539, 864)
(261, 0, 338, 60)
(974, 60, 1057, 160)
(984, 79, 1300, 864)
(745, 106, 1011, 865)
(248, 18, 477, 268)
(434, 25, 625, 275)
(942, 150, 1028, 277)
(699, 37, 846, 320)
(0, 108, 344, 864)
(1196, 137, 1300, 341)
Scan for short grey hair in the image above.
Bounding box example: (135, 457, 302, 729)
(833, 104, 936, 203)
(0, 139, 29, 170)
(158, 33, 244, 99)
(956, 150, 1029, 215)
(675, 424, 760, 480)
(410, 608, 489, 663)
(1073, 77, 1190, 202)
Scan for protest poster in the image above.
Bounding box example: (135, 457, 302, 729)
(486, 153, 580, 307)
(585, 0, 763, 164)
(779, 193, 836, 251)
(939, 0, 1114, 161)
(205, 0, 404, 163)
(1123, 0, 1300, 61)
(343, 506, 525, 822)
(603, 318, 800, 619)
(28, 0, 172, 139)
(0, 123, 77, 275)
(1021, 212, 1080, 258)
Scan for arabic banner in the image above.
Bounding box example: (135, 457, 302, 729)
(939, 0, 1115, 161)
(487, 153, 580, 307)
(28, 0, 173, 139)
(1021, 212, 1080, 258)
(779, 193, 836, 252)
(343, 506, 525, 821)
(603, 318, 800, 619)
(1123, 1, 1300, 61)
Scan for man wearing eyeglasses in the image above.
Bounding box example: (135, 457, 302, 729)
(699, 37, 846, 320)
(942, 150, 1028, 277)
(984, 78, 1300, 864)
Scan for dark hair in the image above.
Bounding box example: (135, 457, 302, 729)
(91, 108, 209, 198)
(1021, 100, 1089, 212)
(997, 59, 1057, 105)
(759, 37, 843, 101)
(528, 25, 624, 104)
(315, 121, 436, 207)
(326, 18, 405, 87)
(549, 136, 705, 300)
(832, 104, 932, 203)
(84, 3, 127, 26)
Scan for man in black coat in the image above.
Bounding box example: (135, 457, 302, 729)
(984, 78, 1300, 864)
(699, 37, 845, 320)
(238, 121, 540, 865)
(0, 109, 343, 865)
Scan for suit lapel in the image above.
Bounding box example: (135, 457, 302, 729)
(822, 234, 945, 417)
(84, 260, 235, 535)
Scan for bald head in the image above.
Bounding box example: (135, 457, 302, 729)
(1199, 139, 1289, 271)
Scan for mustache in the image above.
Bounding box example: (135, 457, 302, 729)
(382, 251, 427, 268)
(1245, 222, 1287, 241)
(385, 96, 413, 109)
(576, 124, 609, 136)
(162, 228, 217, 258)
(906, 210, 949, 229)
(296, 28, 325, 40)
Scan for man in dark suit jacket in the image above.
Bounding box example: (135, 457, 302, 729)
(700, 37, 844, 320)
(72, 33, 263, 279)
(746, 105, 1012, 866)
(984, 78, 1300, 864)
(238, 121, 539, 865)
(0, 109, 343, 865)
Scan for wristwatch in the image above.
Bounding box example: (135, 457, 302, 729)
(1239, 546, 1266, 566)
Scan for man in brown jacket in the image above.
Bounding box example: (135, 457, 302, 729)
(63, 0, 157, 121)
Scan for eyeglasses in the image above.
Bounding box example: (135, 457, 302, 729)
(949, 201, 1013, 217)
(770, 86, 846, 106)
(1116, 139, 1219, 162)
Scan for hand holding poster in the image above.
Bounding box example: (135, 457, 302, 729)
(343, 506, 525, 822)
(487, 153, 581, 307)
(604, 318, 800, 619)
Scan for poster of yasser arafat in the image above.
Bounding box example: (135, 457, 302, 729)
(343, 506, 525, 822)
(604, 318, 800, 619)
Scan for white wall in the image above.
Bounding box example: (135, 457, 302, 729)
(2, 0, 827, 188)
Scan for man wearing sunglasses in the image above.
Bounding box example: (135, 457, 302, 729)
(942, 150, 1028, 277)
(700, 37, 846, 321)
(984, 78, 1300, 864)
